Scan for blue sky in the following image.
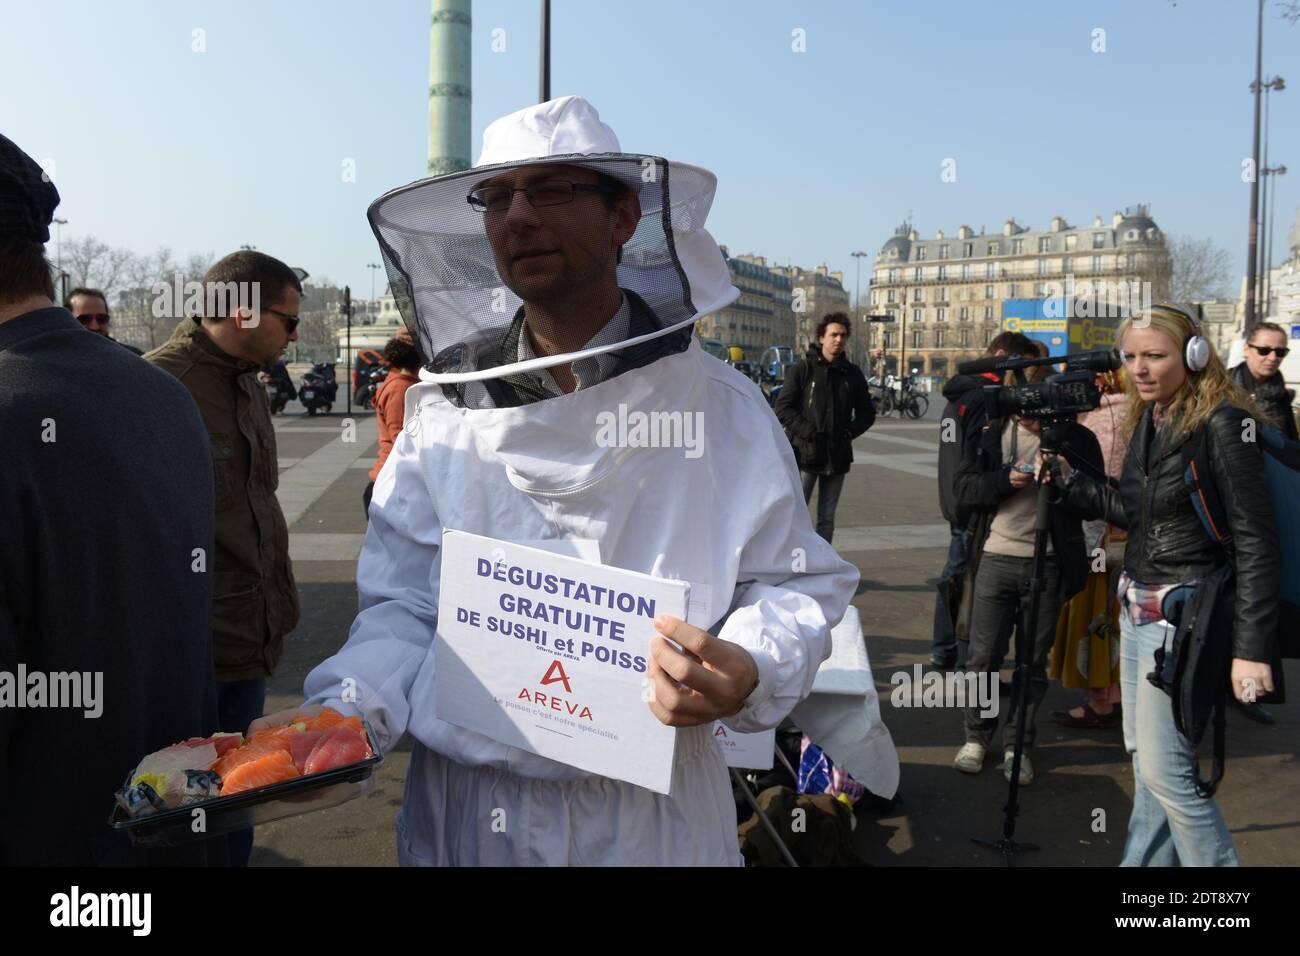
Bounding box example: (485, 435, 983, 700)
(3, 0, 1298, 298)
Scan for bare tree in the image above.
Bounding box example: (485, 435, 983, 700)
(1167, 235, 1233, 302)
(62, 236, 134, 297)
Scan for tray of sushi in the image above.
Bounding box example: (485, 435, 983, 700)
(108, 707, 382, 846)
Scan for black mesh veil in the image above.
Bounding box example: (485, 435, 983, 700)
(367, 153, 736, 409)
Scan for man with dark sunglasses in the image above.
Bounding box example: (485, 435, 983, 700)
(146, 249, 302, 866)
(1232, 322, 1298, 440)
(65, 287, 143, 355)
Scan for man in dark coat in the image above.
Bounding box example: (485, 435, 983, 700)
(774, 312, 875, 543)
(1231, 322, 1298, 441)
(0, 133, 222, 865)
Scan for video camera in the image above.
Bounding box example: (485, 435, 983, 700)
(956, 348, 1122, 425)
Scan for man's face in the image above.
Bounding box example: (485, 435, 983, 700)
(819, 323, 849, 361)
(69, 293, 111, 337)
(1245, 328, 1288, 380)
(237, 286, 301, 366)
(476, 164, 639, 306)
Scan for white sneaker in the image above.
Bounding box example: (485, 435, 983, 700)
(1003, 750, 1034, 785)
(954, 742, 986, 774)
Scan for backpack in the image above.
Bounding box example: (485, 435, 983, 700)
(1157, 421, 1300, 796)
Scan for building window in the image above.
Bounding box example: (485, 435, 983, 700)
(913, 308, 922, 323)
(936, 307, 947, 322)
(1091, 255, 1102, 272)
(1093, 232, 1106, 249)
(1065, 234, 1077, 251)
(1008, 284, 1018, 297)
(936, 329, 946, 348)
(1064, 257, 1074, 274)
(888, 268, 899, 282)
(1011, 238, 1024, 254)
(916, 246, 927, 260)
(937, 286, 948, 301)
(871, 290, 878, 305)
(959, 307, 969, 321)
(1036, 259, 1047, 275)
(938, 264, 948, 280)
(1125, 253, 1136, 270)
(884, 332, 895, 349)
(1038, 237, 1052, 253)
(939, 244, 950, 259)
(913, 288, 924, 302)
(986, 262, 996, 278)
(987, 241, 999, 256)
(961, 264, 971, 280)
(1035, 282, 1048, 296)
(913, 267, 922, 282)
(887, 289, 896, 303)
(983, 305, 993, 320)
(963, 242, 973, 257)
(912, 330, 923, 349)
(960, 329, 970, 348)
(985, 328, 995, 346)
(984, 285, 994, 299)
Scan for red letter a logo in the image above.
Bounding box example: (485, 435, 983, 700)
(540, 659, 572, 693)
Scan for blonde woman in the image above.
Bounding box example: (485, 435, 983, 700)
(1052, 305, 1278, 866)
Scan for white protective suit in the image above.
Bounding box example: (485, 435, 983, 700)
(303, 338, 859, 865)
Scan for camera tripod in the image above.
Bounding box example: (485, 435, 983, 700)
(972, 425, 1073, 865)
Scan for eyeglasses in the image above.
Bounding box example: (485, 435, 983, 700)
(1250, 345, 1290, 358)
(466, 179, 620, 213)
(76, 313, 111, 326)
(264, 307, 300, 334)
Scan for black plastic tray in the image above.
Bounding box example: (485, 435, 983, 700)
(108, 719, 384, 847)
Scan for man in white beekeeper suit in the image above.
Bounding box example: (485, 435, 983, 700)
(254, 96, 859, 865)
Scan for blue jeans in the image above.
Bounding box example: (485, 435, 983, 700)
(931, 524, 972, 666)
(800, 471, 847, 544)
(217, 677, 268, 867)
(1119, 615, 1238, 867)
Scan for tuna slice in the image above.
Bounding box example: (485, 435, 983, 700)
(181, 732, 243, 757)
(219, 750, 300, 795)
(302, 726, 371, 775)
(287, 731, 326, 773)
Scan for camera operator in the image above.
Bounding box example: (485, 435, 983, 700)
(932, 331, 1040, 668)
(1050, 304, 1278, 866)
(951, 365, 1103, 785)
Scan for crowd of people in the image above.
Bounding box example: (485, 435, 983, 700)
(3, 87, 1296, 869)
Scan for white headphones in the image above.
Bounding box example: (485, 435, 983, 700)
(1173, 304, 1210, 372)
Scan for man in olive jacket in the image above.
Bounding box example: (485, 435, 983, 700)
(774, 312, 875, 543)
(146, 251, 302, 864)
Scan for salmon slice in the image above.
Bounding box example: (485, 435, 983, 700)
(302, 726, 371, 775)
(219, 750, 300, 795)
(213, 737, 290, 779)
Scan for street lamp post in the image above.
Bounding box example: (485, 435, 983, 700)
(343, 286, 353, 416)
(367, 263, 382, 320)
(1264, 164, 1288, 314)
(1257, 75, 1285, 309)
(539, 0, 551, 103)
(851, 250, 867, 366)
(51, 217, 68, 302)
(1244, 0, 1265, 334)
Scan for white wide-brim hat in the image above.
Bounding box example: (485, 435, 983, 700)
(367, 96, 738, 390)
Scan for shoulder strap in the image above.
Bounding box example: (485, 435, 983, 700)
(1181, 426, 1233, 554)
(1194, 685, 1228, 799)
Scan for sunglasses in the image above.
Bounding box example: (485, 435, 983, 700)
(1250, 345, 1290, 358)
(76, 313, 111, 326)
(264, 307, 300, 334)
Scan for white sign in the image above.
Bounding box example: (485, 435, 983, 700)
(434, 531, 687, 794)
(713, 723, 775, 770)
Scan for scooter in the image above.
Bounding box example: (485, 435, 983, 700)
(363, 364, 390, 409)
(298, 362, 338, 416)
(260, 363, 296, 414)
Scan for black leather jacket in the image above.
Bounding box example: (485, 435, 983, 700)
(1060, 401, 1279, 662)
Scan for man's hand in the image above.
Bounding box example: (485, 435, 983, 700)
(1009, 463, 1034, 489)
(1231, 659, 1274, 703)
(646, 615, 760, 727)
(247, 703, 325, 736)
